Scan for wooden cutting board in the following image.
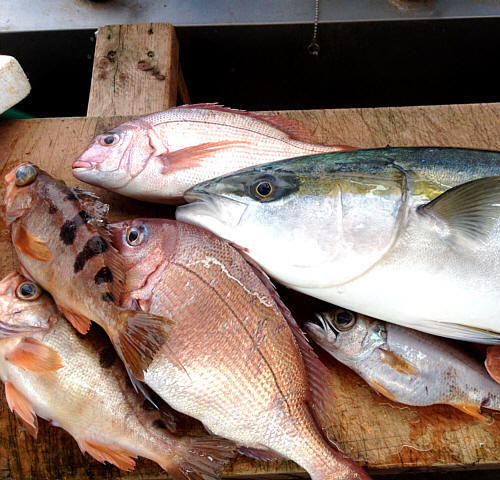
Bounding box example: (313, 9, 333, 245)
(1, 103, 500, 480)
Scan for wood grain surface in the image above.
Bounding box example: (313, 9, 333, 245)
(1, 103, 500, 479)
(87, 23, 179, 117)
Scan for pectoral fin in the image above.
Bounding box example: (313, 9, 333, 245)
(4, 381, 38, 438)
(419, 176, 500, 248)
(6, 337, 63, 372)
(379, 348, 419, 376)
(13, 225, 52, 261)
(114, 310, 174, 381)
(79, 439, 136, 471)
(58, 306, 92, 335)
(158, 141, 249, 174)
(452, 403, 488, 421)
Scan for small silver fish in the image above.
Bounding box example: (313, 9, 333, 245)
(305, 308, 500, 420)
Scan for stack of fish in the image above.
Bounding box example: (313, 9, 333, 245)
(2, 103, 500, 479)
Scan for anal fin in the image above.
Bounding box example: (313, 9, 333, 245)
(452, 403, 488, 421)
(238, 446, 281, 461)
(163, 435, 237, 480)
(6, 337, 63, 372)
(4, 381, 38, 438)
(13, 225, 52, 261)
(80, 439, 136, 471)
(58, 306, 92, 335)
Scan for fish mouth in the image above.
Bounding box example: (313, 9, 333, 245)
(304, 313, 337, 344)
(72, 160, 93, 170)
(178, 189, 248, 230)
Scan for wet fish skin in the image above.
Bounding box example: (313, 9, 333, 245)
(305, 309, 500, 419)
(110, 218, 371, 480)
(72, 104, 350, 204)
(177, 146, 500, 343)
(3, 163, 169, 380)
(0, 272, 237, 477)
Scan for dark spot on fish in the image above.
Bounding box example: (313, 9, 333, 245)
(60, 211, 93, 245)
(78, 210, 92, 223)
(99, 346, 117, 369)
(102, 292, 115, 302)
(153, 419, 168, 430)
(48, 202, 58, 214)
(94, 266, 113, 284)
(65, 192, 78, 201)
(142, 400, 156, 411)
(60, 221, 77, 245)
(74, 235, 109, 272)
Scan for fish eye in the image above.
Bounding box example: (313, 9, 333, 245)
(255, 181, 273, 199)
(126, 226, 146, 246)
(16, 281, 42, 301)
(15, 164, 38, 186)
(99, 132, 120, 147)
(333, 310, 356, 331)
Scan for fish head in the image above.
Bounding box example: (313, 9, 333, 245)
(72, 119, 154, 191)
(0, 272, 57, 339)
(4, 163, 46, 224)
(177, 152, 407, 289)
(305, 309, 386, 362)
(110, 218, 178, 293)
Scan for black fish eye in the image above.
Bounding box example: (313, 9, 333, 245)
(333, 310, 356, 331)
(255, 181, 273, 198)
(16, 281, 42, 301)
(15, 164, 38, 186)
(126, 226, 146, 246)
(99, 132, 120, 147)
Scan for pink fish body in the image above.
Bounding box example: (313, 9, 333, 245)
(73, 104, 352, 204)
(110, 218, 371, 480)
(0, 272, 236, 477)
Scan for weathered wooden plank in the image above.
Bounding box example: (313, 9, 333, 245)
(87, 23, 180, 116)
(0, 55, 30, 114)
(1, 104, 500, 479)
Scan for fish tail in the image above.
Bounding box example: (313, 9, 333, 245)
(157, 435, 237, 480)
(112, 310, 174, 381)
(279, 406, 372, 480)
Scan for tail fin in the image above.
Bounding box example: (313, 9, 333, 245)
(160, 435, 237, 480)
(114, 310, 174, 381)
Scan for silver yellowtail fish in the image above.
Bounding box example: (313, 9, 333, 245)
(0, 272, 236, 476)
(177, 147, 500, 343)
(72, 104, 351, 204)
(305, 308, 500, 420)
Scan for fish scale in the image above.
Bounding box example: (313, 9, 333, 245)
(73, 104, 350, 203)
(0, 272, 237, 477)
(110, 218, 370, 480)
(4, 164, 170, 381)
(306, 311, 500, 419)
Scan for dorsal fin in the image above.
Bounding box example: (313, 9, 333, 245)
(176, 103, 316, 143)
(238, 250, 335, 431)
(69, 187, 110, 225)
